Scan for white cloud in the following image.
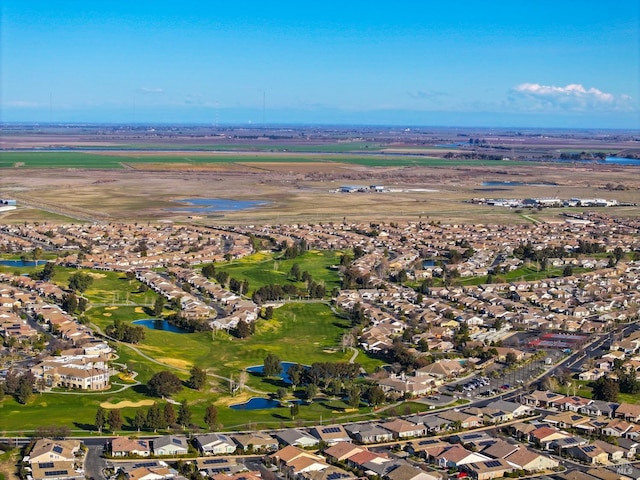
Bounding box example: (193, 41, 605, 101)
(136, 87, 164, 94)
(511, 83, 633, 111)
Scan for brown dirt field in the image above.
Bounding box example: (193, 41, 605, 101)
(1, 163, 638, 225)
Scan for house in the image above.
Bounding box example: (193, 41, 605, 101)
(300, 466, 355, 480)
(126, 464, 176, 480)
(30, 461, 83, 480)
(194, 434, 237, 455)
(581, 400, 617, 418)
(384, 463, 443, 480)
(431, 445, 490, 469)
(270, 445, 328, 477)
(310, 425, 351, 446)
(479, 440, 519, 459)
(275, 429, 319, 448)
(521, 390, 565, 408)
(615, 403, 640, 423)
(231, 433, 279, 452)
(380, 419, 426, 439)
(566, 444, 609, 465)
(28, 438, 81, 464)
(436, 410, 481, 429)
(345, 423, 394, 444)
(152, 435, 189, 456)
(529, 426, 572, 450)
(592, 440, 625, 462)
(110, 438, 151, 457)
(504, 446, 559, 472)
(196, 457, 246, 477)
(463, 459, 515, 480)
(322, 442, 364, 463)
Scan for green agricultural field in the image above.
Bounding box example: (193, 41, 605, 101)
(0, 150, 539, 169)
(215, 250, 343, 295)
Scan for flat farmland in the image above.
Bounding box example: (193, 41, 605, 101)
(1, 149, 639, 225)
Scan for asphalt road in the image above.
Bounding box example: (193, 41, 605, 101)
(84, 444, 108, 480)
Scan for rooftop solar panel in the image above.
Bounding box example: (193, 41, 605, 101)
(44, 471, 69, 476)
(52, 446, 64, 454)
(39, 463, 55, 469)
(485, 460, 502, 468)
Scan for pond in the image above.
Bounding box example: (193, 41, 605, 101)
(605, 157, 640, 165)
(230, 397, 304, 410)
(246, 361, 307, 385)
(0, 259, 46, 267)
(169, 198, 268, 213)
(132, 319, 190, 334)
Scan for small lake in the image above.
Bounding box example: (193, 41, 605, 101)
(0, 259, 46, 267)
(230, 397, 304, 410)
(605, 157, 640, 165)
(247, 361, 307, 385)
(132, 319, 190, 334)
(170, 198, 268, 213)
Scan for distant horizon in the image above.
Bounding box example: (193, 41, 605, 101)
(1, 120, 639, 134)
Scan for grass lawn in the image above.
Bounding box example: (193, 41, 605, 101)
(215, 250, 343, 295)
(50, 268, 158, 305)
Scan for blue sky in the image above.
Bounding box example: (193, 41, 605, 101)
(2, 1, 638, 128)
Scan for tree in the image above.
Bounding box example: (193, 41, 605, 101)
(61, 293, 78, 314)
(593, 376, 619, 402)
(153, 296, 165, 316)
(347, 386, 361, 409)
(178, 400, 192, 429)
(146, 403, 164, 432)
(366, 385, 386, 407)
(289, 263, 302, 281)
(276, 387, 288, 400)
(95, 407, 107, 433)
(505, 352, 518, 365)
(204, 404, 218, 431)
(262, 306, 274, 320)
(287, 364, 305, 388)
(263, 353, 282, 377)
(68, 272, 93, 292)
(563, 265, 573, 277)
(236, 319, 251, 339)
(108, 409, 123, 432)
(15, 372, 35, 404)
(290, 402, 299, 419)
(147, 371, 183, 397)
(188, 366, 207, 391)
(132, 409, 146, 432)
(202, 263, 216, 278)
(305, 383, 318, 401)
(40, 262, 56, 281)
(164, 402, 177, 427)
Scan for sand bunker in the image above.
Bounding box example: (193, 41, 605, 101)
(100, 399, 155, 409)
(134, 307, 144, 313)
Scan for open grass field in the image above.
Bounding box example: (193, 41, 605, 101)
(216, 250, 343, 295)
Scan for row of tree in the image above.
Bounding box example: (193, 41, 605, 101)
(95, 400, 219, 433)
